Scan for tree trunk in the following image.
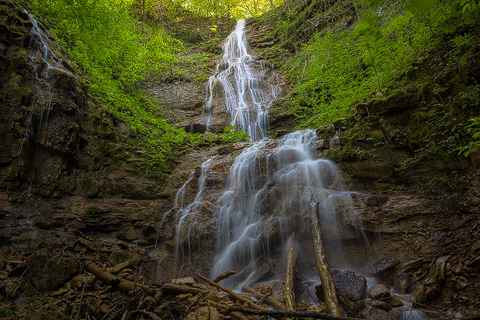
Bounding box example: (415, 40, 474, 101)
(311, 204, 343, 317)
(284, 238, 297, 311)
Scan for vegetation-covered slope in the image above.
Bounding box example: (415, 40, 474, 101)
(255, 0, 480, 159)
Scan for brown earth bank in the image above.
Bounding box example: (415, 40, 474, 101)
(1, 0, 480, 319)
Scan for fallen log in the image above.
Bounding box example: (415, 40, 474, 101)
(244, 288, 286, 310)
(107, 257, 141, 274)
(226, 307, 365, 320)
(311, 204, 343, 317)
(213, 270, 238, 283)
(161, 283, 209, 295)
(195, 274, 263, 310)
(284, 239, 297, 311)
(85, 262, 153, 294)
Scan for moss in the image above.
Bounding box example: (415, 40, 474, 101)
(0, 307, 16, 317)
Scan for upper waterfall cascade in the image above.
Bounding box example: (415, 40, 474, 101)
(204, 19, 280, 141)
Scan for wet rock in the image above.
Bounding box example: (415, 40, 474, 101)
(390, 295, 404, 308)
(394, 272, 413, 294)
(184, 123, 207, 133)
(369, 284, 391, 301)
(332, 269, 367, 301)
(367, 298, 392, 311)
(372, 257, 399, 276)
(316, 269, 367, 302)
(361, 305, 394, 320)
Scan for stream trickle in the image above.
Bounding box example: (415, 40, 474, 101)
(16, 11, 74, 182)
(174, 19, 427, 319)
(175, 158, 214, 264)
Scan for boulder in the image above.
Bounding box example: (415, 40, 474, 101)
(361, 306, 394, 320)
(372, 257, 399, 276)
(368, 283, 391, 301)
(185, 123, 207, 133)
(367, 298, 392, 311)
(316, 269, 367, 302)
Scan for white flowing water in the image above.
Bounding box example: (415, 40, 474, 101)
(175, 158, 214, 265)
(19, 10, 73, 154)
(212, 129, 362, 289)
(24, 10, 70, 78)
(204, 19, 280, 141)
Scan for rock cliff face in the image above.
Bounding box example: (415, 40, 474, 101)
(0, 2, 86, 197)
(0, 5, 175, 316)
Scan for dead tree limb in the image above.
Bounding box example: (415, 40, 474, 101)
(213, 270, 237, 283)
(311, 205, 343, 317)
(244, 288, 286, 310)
(195, 274, 264, 310)
(107, 257, 141, 274)
(225, 307, 364, 320)
(85, 262, 153, 294)
(161, 283, 208, 295)
(284, 238, 297, 311)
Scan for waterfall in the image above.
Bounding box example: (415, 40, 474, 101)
(13, 11, 74, 169)
(173, 20, 427, 320)
(211, 129, 361, 289)
(204, 19, 280, 141)
(175, 158, 214, 265)
(24, 10, 71, 78)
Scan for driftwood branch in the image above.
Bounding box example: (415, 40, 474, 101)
(195, 274, 263, 310)
(107, 257, 141, 274)
(226, 307, 364, 320)
(311, 204, 343, 317)
(244, 288, 286, 310)
(284, 238, 297, 311)
(161, 283, 208, 295)
(213, 270, 237, 283)
(85, 262, 153, 294)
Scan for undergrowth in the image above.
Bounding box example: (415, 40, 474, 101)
(28, 0, 190, 174)
(279, 0, 480, 156)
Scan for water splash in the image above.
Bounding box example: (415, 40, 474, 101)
(204, 19, 280, 141)
(175, 158, 214, 265)
(400, 309, 428, 320)
(212, 129, 365, 289)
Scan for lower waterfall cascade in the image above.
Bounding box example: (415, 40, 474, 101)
(173, 19, 428, 319)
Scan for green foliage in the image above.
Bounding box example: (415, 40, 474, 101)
(30, 0, 188, 173)
(187, 126, 249, 146)
(137, 0, 281, 19)
(284, 0, 464, 129)
(459, 117, 480, 157)
(220, 125, 250, 143)
(460, 0, 480, 13)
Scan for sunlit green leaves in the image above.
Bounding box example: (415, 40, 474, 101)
(285, 0, 465, 129)
(30, 0, 189, 174)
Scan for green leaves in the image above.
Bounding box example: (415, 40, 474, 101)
(284, 0, 462, 129)
(30, 0, 189, 174)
